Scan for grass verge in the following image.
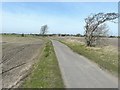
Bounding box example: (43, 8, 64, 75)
(59, 40, 118, 76)
(22, 40, 64, 88)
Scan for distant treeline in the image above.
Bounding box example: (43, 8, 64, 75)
(1, 33, 119, 38)
(1, 33, 83, 37)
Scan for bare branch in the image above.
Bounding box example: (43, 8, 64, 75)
(84, 12, 118, 46)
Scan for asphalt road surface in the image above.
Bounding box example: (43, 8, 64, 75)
(52, 40, 118, 88)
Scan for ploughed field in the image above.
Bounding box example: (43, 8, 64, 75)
(1, 36, 44, 88)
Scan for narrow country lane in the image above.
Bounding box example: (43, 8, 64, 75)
(52, 40, 118, 88)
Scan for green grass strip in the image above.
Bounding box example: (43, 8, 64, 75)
(22, 40, 65, 88)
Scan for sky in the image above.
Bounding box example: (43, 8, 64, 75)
(1, 2, 118, 35)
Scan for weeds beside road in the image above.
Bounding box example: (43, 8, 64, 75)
(59, 40, 118, 76)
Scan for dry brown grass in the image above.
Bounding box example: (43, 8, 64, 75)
(2, 35, 43, 44)
(60, 38, 118, 76)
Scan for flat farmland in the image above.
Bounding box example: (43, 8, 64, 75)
(1, 36, 44, 88)
(56, 37, 118, 47)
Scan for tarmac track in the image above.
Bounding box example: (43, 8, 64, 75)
(52, 40, 118, 88)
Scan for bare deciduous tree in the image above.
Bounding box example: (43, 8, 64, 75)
(40, 25, 48, 36)
(93, 23, 109, 46)
(84, 13, 118, 46)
